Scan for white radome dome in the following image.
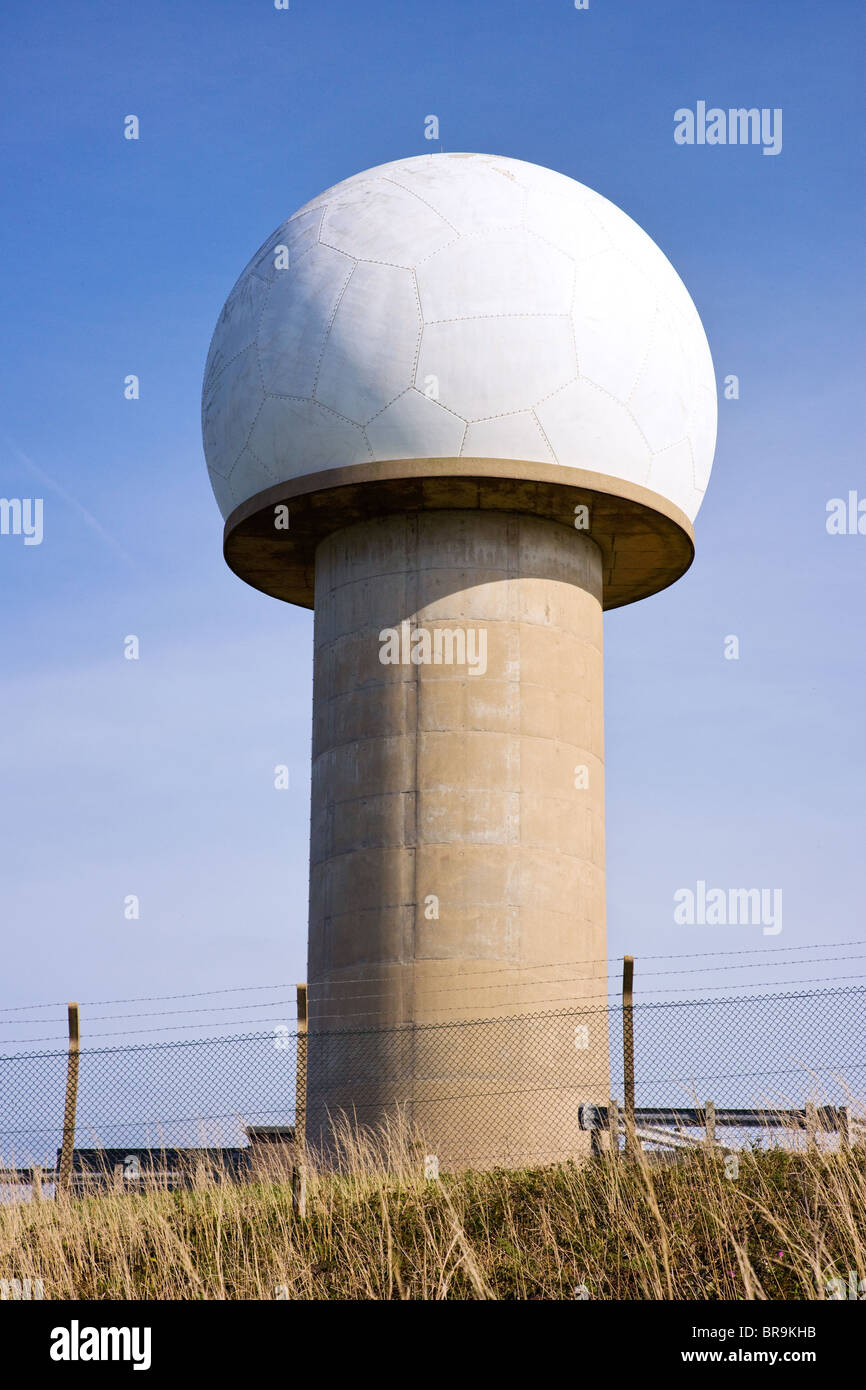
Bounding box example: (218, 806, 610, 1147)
(203, 153, 716, 522)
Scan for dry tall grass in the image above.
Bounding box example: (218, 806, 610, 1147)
(2, 1114, 864, 1300)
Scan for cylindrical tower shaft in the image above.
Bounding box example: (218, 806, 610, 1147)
(306, 509, 609, 1166)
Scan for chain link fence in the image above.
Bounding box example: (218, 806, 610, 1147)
(1, 984, 864, 1184)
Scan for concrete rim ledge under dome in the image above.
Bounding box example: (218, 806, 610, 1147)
(223, 456, 695, 612)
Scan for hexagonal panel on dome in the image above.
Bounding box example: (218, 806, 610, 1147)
(248, 206, 325, 284)
(249, 395, 372, 478)
(315, 260, 421, 424)
(228, 445, 280, 503)
(365, 388, 465, 461)
(202, 346, 264, 477)
(628, 298, 693, 454)
(256, 243, 355, 398)
(461, 410, 554, 463)
(585, 187, 699, 325)
(572, 250, 657, 401)
(203, 274, 271, 400)
(416, 230, 574, 322)
(648, 438, 695, 503)
(319, 178, 456, 266)
(525, 188, 612, 264)
(207, 465, 234, 517)
(535, 378, 651, 484)
(417, 315, 576, 421)
(384, 154, 527, 235)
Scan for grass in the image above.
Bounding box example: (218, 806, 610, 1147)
(2, 1117, 865, 1300)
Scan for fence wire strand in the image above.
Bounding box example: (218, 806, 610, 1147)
(1, 983, 863, 1174)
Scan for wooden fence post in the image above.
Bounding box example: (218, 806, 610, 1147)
(57, 1002, 80, 1193)
(622, 956, 636, 1158)
(608, 1097, 620, 1158)
(838, 1105, 850, 1151)
(30, 1165, 42, 1203)
(704, 1100, 716, 1149)
(295, 983, 307, 1150)
(805, 1102, 818, 1150)
(293, 983, 308, 1219)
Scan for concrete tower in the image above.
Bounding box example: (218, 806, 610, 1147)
(203, 154, 717, 1167)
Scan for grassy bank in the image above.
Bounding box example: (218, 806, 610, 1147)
(2, 1127, 864, 1299)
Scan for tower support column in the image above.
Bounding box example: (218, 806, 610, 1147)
(307, 509, 608, 1167)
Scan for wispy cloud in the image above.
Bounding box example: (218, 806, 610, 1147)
(5, 437, 138, 570)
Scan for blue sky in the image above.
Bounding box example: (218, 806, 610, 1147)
(1, 0, 863, 1053)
